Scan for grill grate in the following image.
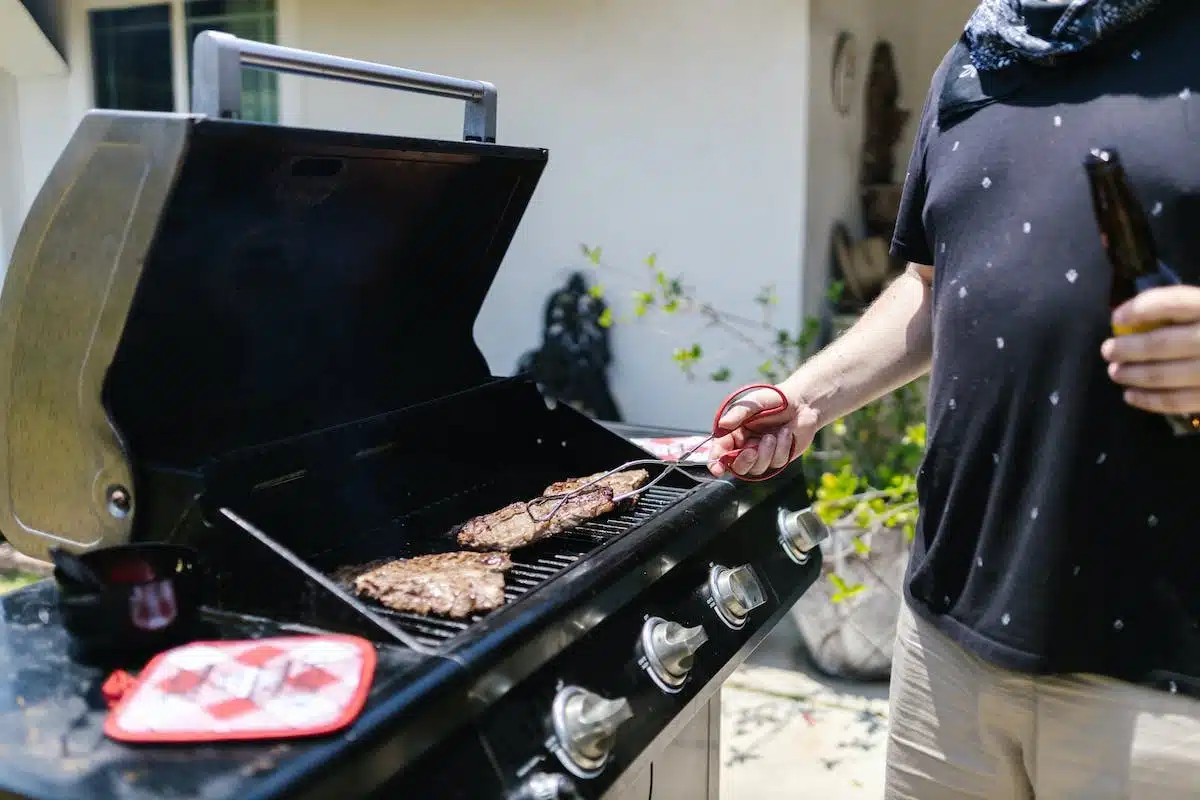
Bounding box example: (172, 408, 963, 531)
(342, 485, 693, 647)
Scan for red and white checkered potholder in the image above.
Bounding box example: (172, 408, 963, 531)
(104, 635, 376, 743)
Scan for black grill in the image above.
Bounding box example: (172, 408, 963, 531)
(0, 34, 825, 800)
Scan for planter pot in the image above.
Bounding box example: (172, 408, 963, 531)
(788, 519, 911, 681)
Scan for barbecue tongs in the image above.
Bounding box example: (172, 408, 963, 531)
(526, 384, 798, 522)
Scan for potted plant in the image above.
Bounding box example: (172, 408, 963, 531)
(584, 244, 926, 679)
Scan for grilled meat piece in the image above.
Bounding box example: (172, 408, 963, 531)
(457, 486, 616, 551)
(352, 551, 513, 619)
(543, 468, 651, 499)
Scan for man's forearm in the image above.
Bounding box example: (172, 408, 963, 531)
(783, 263, 934, 428)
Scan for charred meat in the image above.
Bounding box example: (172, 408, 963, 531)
(351, 551, 513, 619)
(543, 468, 650, 499)
(457, 487, 616, 551)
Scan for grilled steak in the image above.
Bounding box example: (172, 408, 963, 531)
(457, 486, 616, 551)
(351, 551, 513, 619)
(543, 468, 651, 498)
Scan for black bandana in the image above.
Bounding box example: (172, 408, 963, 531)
(939, 0, 1166, 127)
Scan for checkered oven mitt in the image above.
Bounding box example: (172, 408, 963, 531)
(103, 635, 376, 743)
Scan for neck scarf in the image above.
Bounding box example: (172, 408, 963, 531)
(939, 0, 1166, 127)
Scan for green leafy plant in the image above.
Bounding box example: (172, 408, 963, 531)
(583, 244, 926, 600)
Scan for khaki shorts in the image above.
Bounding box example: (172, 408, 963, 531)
(885, 602, 1200, 799)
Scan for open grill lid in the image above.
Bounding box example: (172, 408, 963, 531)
(0, 34, 547, 561)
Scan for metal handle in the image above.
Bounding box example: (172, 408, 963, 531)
(190, 31, 498, 142)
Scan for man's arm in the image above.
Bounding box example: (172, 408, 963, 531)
(783, 263, 934, 428)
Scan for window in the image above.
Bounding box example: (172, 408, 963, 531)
(186, 0, 279, 123)
(90, 5, 174, 112)
(89, 0, 279, 122)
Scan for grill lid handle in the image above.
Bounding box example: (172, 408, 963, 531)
(190, 31, 499, 142)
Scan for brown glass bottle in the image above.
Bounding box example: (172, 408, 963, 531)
(1084, 147, 1200, 436)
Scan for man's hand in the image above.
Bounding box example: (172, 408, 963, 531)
(707, 386, 821, 478)
(1103, 285, 1200, 415)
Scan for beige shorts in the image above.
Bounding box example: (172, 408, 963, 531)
(885, 601, 1200, 799)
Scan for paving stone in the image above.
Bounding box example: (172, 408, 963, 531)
(720, 665, 887, 798)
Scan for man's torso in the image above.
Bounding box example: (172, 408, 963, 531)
(892, 0, 1200, 692)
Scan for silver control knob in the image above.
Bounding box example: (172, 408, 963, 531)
(551, 686, 634, 774)
(641, 617, 709, 689)
(777, 506, 830, 565)
(709, 564, 767, 628)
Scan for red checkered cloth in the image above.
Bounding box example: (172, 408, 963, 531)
(104, 635, 376, 743)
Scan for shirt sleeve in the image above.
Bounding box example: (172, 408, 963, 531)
(890, 75, 939, 268)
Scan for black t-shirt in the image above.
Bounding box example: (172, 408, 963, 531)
(892, 2, 1200, 695)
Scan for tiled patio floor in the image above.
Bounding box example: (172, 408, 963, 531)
(720, 618, 890, 799)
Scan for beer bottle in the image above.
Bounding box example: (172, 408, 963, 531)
(1084, 147, 1200, 437)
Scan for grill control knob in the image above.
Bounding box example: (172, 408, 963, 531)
(641, 617, 709, 689)
(777, 506, 830, 565)
(551, 686, 634, 775)
(709, 564, 767, 629)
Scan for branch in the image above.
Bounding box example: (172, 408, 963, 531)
(822, 490, 915, 507)
(703, 313, 782, 364)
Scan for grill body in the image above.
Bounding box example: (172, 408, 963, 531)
(0, 38, 826, 800)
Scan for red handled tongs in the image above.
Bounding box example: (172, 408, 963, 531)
(526, 384, 798, 523)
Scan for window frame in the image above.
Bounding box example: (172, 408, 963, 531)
(88, 2, 177, 113)
(83, 0, 280, 118)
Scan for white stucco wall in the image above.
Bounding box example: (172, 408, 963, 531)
(0, 70, 18, 264)
(279, 0, 814, 430)
(1, 0, 973, 431)
(0, 0, 68, 269)
(5, 0, 815, 430)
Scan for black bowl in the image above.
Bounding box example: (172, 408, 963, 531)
(53, 543, 203, 659)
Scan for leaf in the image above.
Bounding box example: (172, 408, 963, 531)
(710, 367, 732, 382)
(851, 537, 871, 556)
(646, 252, 658, 269)
(671, 343, 703, 369)
(632, 290, 655, 318)
(828, 573, 866, 603)
(588, 284, 605, 299)
(598, 308, 613, 328)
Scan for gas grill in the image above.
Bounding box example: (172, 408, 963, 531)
(0, 33, 826, 800)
